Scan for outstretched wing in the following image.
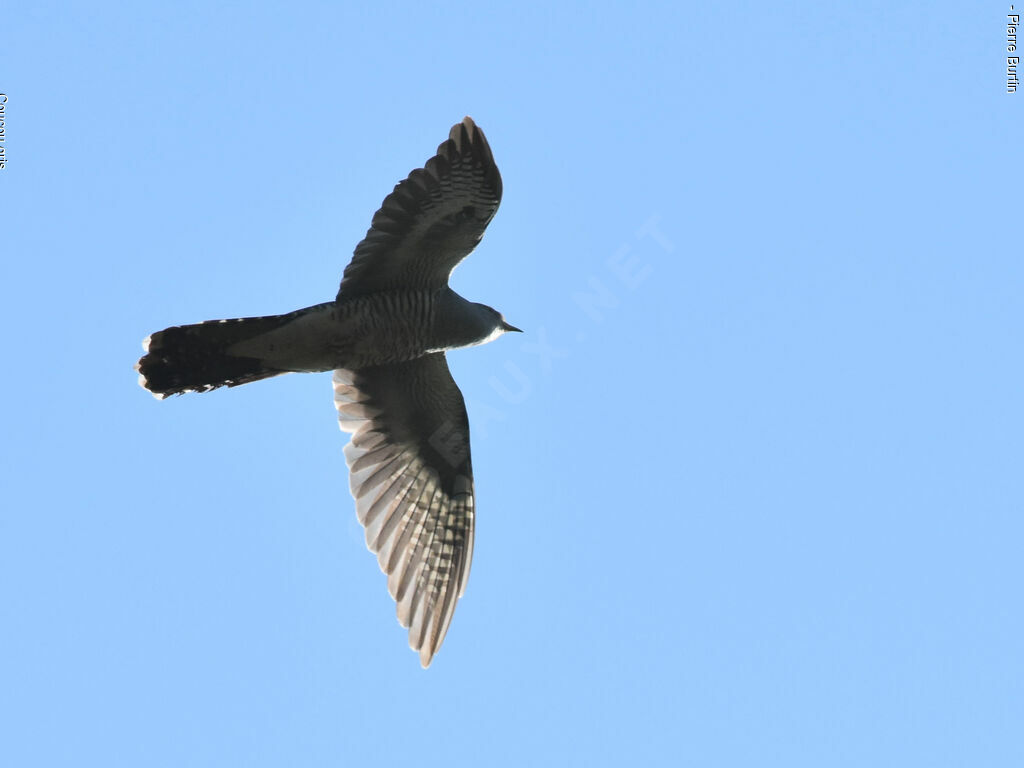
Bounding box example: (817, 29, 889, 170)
(333, 353, 475, 667)
(337, 117, 503, 299)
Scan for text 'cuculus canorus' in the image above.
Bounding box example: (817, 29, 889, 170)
(135, 117, 517, 667)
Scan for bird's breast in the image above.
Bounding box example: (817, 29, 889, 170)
(338, 291, 441, 367)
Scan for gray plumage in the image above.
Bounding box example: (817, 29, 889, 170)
(135, 117, 516, 666)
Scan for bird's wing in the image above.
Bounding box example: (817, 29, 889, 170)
(337, 117, 503, 299)
(333, 353, 475, 667)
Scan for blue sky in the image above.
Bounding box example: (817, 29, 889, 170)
(3, 1, 1022, 766)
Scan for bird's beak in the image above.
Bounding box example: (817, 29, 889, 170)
(501, 321, 523, 333)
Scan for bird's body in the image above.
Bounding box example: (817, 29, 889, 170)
(135, 117, 514, 666)
(146, 288, 506, 383)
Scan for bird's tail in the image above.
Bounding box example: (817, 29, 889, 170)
(135, 314, 295, 398)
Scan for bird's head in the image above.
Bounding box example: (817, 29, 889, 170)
(472, 303, 522, 345)
(499, 317, 523, 334)
(484, 304, 522, 333)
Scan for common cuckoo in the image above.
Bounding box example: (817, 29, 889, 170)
(135, 117, 516, 666)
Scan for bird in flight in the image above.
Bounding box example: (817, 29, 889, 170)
(135, 117, 516, 667)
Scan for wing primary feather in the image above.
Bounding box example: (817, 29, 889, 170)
(407, 488, 450, 657)
(393, 474, 441, 614)
(371, 466, 425, 561)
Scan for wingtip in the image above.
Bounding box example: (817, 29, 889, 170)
(451, 116, 483, 150)
(419, 645, 435, 668)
